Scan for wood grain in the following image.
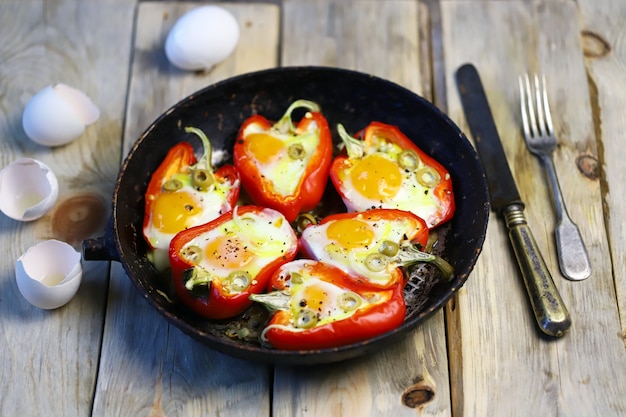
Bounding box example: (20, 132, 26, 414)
(91, 3, 280, 416)
(0, 1, 134, 416)
(275, 2, 452, 416)
(441, 0, 626, 415)
(2, 1, 625, 416)
(577, 0, 626, 348)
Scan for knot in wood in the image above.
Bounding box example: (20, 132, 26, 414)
(402, 383, 435, 408)
(581, 30, 611, 58)
(51, 193, 108, 246)
(576, 154, 599, 180)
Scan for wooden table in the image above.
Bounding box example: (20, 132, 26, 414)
(1, 1, 625, 416)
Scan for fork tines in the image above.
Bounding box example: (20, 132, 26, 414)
(519, 74, 554, 140)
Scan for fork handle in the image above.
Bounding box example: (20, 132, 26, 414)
(555, 218, 592, 281)
(503, 204, 572, 337)
(540, 155, 592, 280)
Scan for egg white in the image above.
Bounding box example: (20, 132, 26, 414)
(272, 260, 368, 327)
(300, 215, 416, 286)
(337, 141, 445, 228)
(180, 207, 297, 279)
(144, 172, 238, 271)
(293, 279, 356, 325)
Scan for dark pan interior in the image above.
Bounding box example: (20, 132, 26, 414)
(91, 66, 489, 365)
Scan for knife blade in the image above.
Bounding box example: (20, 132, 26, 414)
(455, 63, 571, 337)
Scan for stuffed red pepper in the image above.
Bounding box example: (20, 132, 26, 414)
(250, 259, 406, 350)
(143, 127, 240, 271)
(330, 122, 455, 229)
(169, 206, 299, 319)
(299, 208, 453, 289)
(234, 99, 332, 222)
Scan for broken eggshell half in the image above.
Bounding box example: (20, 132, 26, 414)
(0, 158, 59, 221)
(15, 239, 83, 310)
(22, 84, 100, 147)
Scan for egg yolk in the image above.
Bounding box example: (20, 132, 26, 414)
(204, 234, 253, 269)
(245, 133, 285, 164)
(300, 285, 328, 312)
(350, 154, 402, 199)
(151, 191, 201, 233)
(326, 218, 374, 249)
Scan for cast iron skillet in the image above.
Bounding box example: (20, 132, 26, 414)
(83, 66, 489, 365)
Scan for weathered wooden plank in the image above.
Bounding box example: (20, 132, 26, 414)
(274, 2, 452, 417)
(0, 0, 134, 416)
(281, 0, 422, 93)
(441, 0, 626, 415)
(576, 0, 626, 348)
(91, 2, 280, 416)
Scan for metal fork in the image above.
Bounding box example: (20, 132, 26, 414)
(518, 74, 591, 281)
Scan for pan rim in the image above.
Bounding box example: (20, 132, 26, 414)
(104, 65, 490, 365)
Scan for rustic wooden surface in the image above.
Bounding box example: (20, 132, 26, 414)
(0, 1, 134, 416)
(441, 1, 626, 416)
(274, 3, 450, 416)
(576, 0, 626, 350)
(0, 0, 625, 416)
(94, 3, 279, 417)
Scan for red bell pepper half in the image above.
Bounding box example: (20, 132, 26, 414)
(330, 121, 455, 229)
(169, 206, 299, 320)
(250, 259, 406, 350)
(143, 127, 240, 271)
(299, 208, 453, 289)
(233, 99, 333, 222)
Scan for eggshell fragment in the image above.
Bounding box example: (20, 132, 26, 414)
(165, 5, 240, 71)
(22, 84, 100, 147)
(15, 239, 83, 310)
(0, 158, 59, 221)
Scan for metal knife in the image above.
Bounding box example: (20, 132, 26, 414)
(455, 63, 571, 337)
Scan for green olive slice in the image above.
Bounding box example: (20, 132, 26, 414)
(398, 149, 420, 171)
(295, 213, 317, 233)
(287, 143, 306, 160)
(295, 309, 318, 329)
(224, 271, 251, 292)
(416, 166, 441, 188)
(338, 291, 362, 312)
(163, 179, 183, 191)
(192, 168, 215, 191)
(365, 253, 388, 272)
(181, 245, 203, 263)
(289, 272, 304, 285)
(378, 240, 399, 257)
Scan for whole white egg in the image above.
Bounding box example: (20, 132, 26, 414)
(165, 5, 240, 71)
(22, 84, 99, 147)
(0, 158, 59, 221)
(15, 239, 83, 310)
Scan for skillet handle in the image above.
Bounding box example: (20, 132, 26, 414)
(82, 217, 121, 262)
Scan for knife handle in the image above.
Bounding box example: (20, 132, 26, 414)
(503, 204, 572, 337)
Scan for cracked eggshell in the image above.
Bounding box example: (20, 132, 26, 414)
(165, 5, 240, 71)
(0, 158, 59, 221)
(15, 239, 83, 310)
(22, 84, 100, 147)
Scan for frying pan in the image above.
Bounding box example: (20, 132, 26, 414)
(83, 66, 489, 365)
